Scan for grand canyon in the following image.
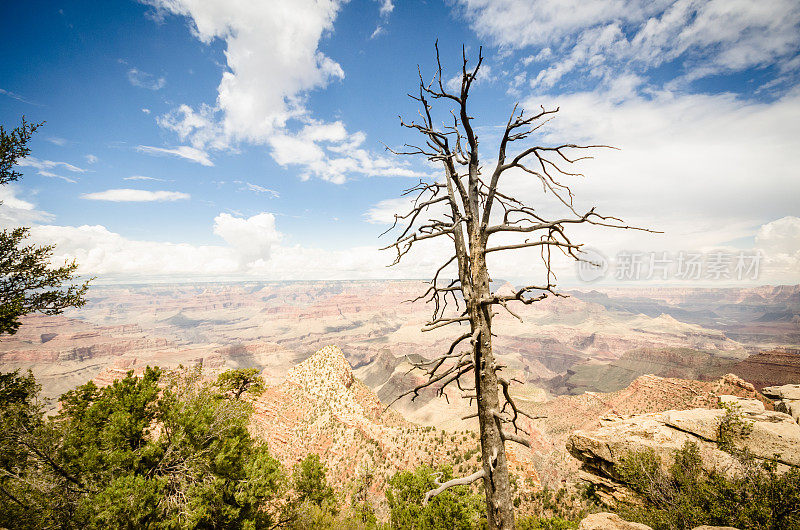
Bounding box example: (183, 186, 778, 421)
(2, 280, 798, 514)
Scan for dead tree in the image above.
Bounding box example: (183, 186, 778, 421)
(382, 44, 652, 529)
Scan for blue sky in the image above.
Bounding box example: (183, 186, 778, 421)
(2, 0, 799, 285)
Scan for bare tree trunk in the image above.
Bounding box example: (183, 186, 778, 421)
(383, 42, 654, 530)
(473, 297, 514, 528)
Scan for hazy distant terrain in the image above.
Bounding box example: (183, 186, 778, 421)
(1, 281, 799, 502)
(1, 281, 798, 411)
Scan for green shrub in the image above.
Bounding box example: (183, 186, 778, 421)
(616, 441, 800, 530)
(516, 515, 578, 529)
(0, 367, 288, 529)
(385, 465, 485, 529)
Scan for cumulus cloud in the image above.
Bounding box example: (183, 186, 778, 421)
(19, 212, 281, 278)
(146, 0, 421, 183)
(363, 85, 800, 286)
(458, 0, 800, 89)
(755, 216, 800, 282)
(213, 212, 281, 263)
(81, 189, 190, 202)
(22, 212, 414, 280)
(0, 185, 53, 226)
(511, 88, 800, 228)
(32, 223, 239, 276)
(147, 0, 345, 142)
(136, 145, 213, 166)
(268, 122, 423, 183)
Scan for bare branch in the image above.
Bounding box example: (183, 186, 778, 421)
(423, 469, 486, 504)
(499, 430, 531, 448)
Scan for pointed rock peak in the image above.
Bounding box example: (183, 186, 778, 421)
(494, 282, 516, 297)
(715, 373, 756, 393)
(287, 345, 354, 389)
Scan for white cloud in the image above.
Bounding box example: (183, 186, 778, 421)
(268, 122, 424, 184)
(755, 216, 800, 282)
(242, 182, 279, 197)
(364, 85, 800, 286)
(127, 67, 166, 90)
(0, 185, 53, 226)
(157, 104, 230, 151)
(458, 0, 800, 89)
(136, 145, 213, 166)
(32, 223, 239, 276)
(0, 88, 40, 106)
(376, 0, 393, 17)
(213, 212, 281, 263)
(17, 156, 86, 174)
(756, 216, 800, 255)
(370, 0, 393, 36)
(142, 108, 151, 114)
(85, 154, 98, 164)
(147, 0, 420, 184)
(47, 137, 67, 146)
(23, 213, 295, 278)
(38, 170, 77, 184)
(148, 0, 344, 142)
(123, 175, 168, 182)
(81, 189, 190, 202)
(6, 181, 797, 283)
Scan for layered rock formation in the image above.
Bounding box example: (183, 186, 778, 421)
(566, 395, 800, 504)
(517, 373, 765, 484)
(7, 281, 778, 404)
(248, 345, 541, 509)
(731, 348, 800, 390)
(762, 383, 800, 424)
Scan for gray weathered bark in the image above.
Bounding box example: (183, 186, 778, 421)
(383, 43, 653, 529)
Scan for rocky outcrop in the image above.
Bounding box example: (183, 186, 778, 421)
(248, 345, 527, 502)
(576, 512, 740, 530)
(578, 512, 653, 529)
(761, 383, 800, 424)
(567, 396, 800, 504)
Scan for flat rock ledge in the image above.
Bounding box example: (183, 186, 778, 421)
(762, 383, 800, 424)
(566, 396, 800, 505)
(577, 512, 738, 530)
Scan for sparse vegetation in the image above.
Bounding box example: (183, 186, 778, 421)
(717, 402, 753, 454)
(215, 367, 266, 400)
(616, 441, 800, 529)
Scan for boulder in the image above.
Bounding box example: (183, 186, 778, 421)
(717, 394, 764, 413)
(576, 513, 741, 530)
(578, 512, 653, 530)
(761, 383, 800, 424)
(567, 396, 800, 503)
(762, 384, 800, 401)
